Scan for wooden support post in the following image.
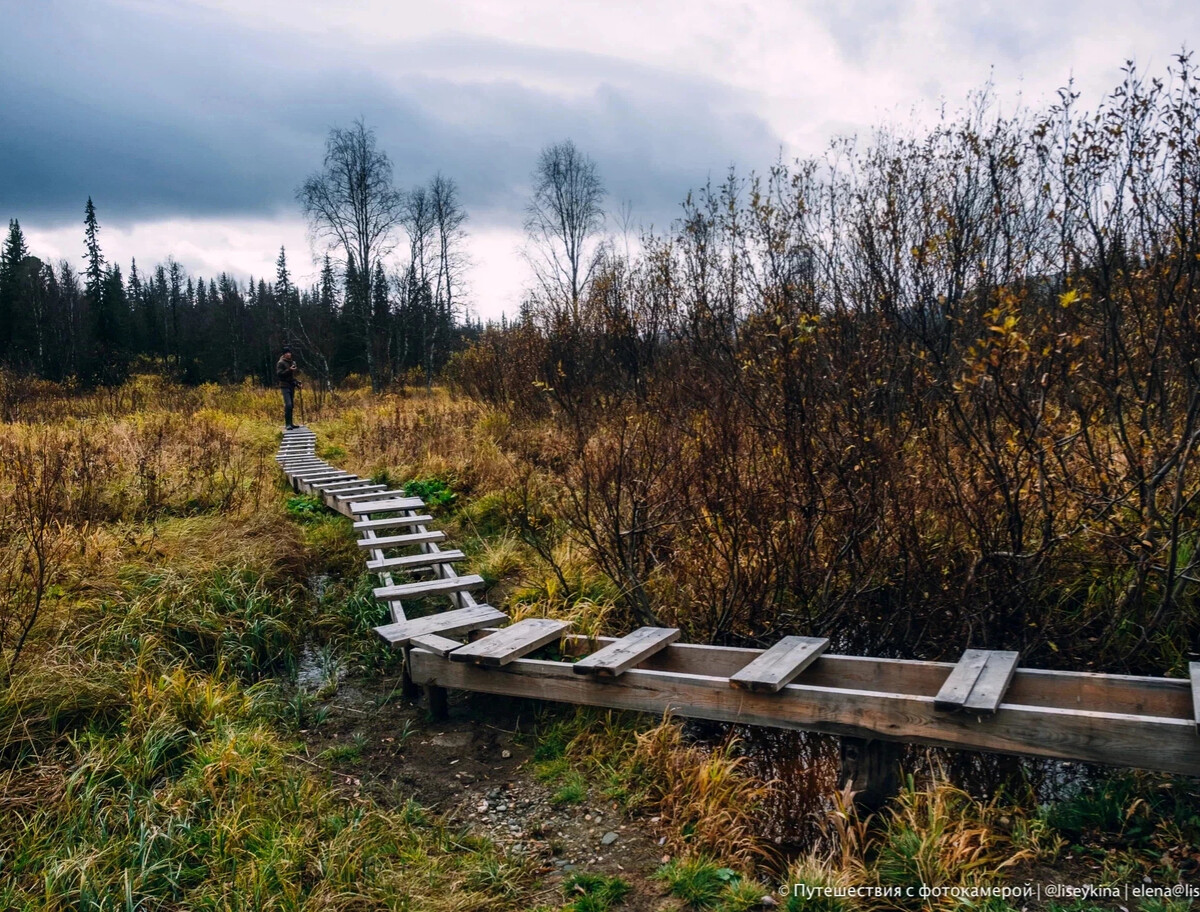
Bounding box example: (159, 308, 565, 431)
(426, 684, 449, 721)
(401, 648, 420, 703)
(838, 737, 901, 813)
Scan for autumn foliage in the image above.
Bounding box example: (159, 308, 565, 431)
(452, 58, 1200, 674)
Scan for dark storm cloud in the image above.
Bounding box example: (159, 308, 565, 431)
(0, 1, 782, 231)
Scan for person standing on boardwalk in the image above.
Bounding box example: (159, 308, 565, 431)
(276, 346, 301, 429)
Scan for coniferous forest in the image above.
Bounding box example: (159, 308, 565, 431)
(0, 199, 478, 390)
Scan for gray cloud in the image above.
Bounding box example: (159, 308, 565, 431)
(0, 0, 782, 233)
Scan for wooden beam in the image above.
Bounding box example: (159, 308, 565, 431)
(407, 651, 1200, 775)
(373, 574, 484, 601)
(729, 635, 829, 693)
(552, 635, 1193, 720)
(573, 627, 680, 677)
(935, 650, 1020, 715)
(352, 515, 435, 531)
(365, 549, 465, 571)
(356, 530, 446, 550)
(349, 496, 426, 514)
(1190, 662, 1200, 735)
(449, 619, 569, 667)
(374, 604, 508, 646)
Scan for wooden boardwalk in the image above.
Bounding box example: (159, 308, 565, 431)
(277, 428, 1200, 795)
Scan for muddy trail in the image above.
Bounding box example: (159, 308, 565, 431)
(292, 672, 696, 910)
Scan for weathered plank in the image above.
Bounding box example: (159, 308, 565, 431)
(345, 494, 420, 508)
(291, 469, 348, 480)
(356, 530, 446, 550)
(353, 514, 435, 531)
(374, 604, 508, 646)
(365, 549, 465, 571)
(449, 618, 568, 667)
(935, 650, 1021, 714)
(322, 482, 385, 494)
(729, 635, 829, 693)
(409, 633, 465, 657)
(573, 627, 680, 677)
(306, 476, 363, 488)
(1190, 662, 1200, 735)
(408, 651, 1200, 776)
(373, 574, 485, 601)
(349, 496, 426, 514)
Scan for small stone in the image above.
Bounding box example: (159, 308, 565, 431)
(601, 831, 618, 846)
(477, 802, 489, 812)
(501, 749, 512, 759)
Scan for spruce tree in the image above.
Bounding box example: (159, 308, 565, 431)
(0, 219, 29, 361)
(83, 198, 104, 303)
(83, 197, 128, 383)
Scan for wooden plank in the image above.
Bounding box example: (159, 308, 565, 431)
(962, 651, 1021, 713)
(349, 496, 426, 514)
(408, 651, 1200, 776)
(356, 530, 446, 550)
(409, 633, 465, 657)
(373, 574, 484, 601)
(1190, 662, 1200, 735)
(306, 476, 363, 487)
(449, 618, 568, 667)
(374, 604, 508, 646)
(935, 650, 1020, 714)
(353, 514, 434, 531)
(573, 627, 680, 677)
(321, 482, 384, 494)
(365, 549, 465, 571)
(338, 488, 407, 502)
(729, 635, 829, 693)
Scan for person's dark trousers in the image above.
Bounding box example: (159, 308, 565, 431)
(282, 387, 294, 428)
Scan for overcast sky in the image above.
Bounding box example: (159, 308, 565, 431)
(2, 0, 1197, 320)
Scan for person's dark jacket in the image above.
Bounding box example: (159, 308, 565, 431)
(276, 358, 298, 389)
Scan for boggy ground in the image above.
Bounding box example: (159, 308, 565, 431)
(295, 675, 692, 911)
(3, 378, 1199, 912)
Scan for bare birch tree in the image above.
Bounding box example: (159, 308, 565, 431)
(524, 140, 605, 322)
(298, 119, 403, 391)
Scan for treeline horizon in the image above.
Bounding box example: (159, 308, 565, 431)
(0, 199, 483, 390)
